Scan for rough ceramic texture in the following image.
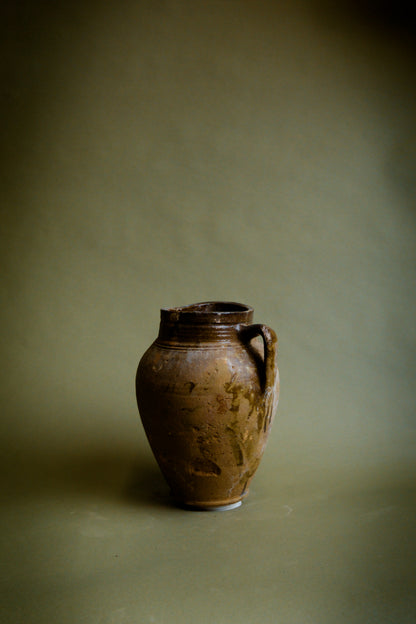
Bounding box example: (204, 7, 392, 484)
(136, 302, 279, 509)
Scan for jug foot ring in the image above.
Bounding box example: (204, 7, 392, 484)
(182, 500, 242, 512)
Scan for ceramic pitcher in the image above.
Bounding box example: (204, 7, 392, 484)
(136, 302, 279, 510)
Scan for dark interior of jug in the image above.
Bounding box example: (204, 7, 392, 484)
(175, 302, 251, 313)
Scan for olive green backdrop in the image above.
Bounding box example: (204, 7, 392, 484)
(1, 1, 415, 623)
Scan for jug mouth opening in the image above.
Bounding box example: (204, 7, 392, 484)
(160, 301, 253, 324)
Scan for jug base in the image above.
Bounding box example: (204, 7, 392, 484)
(182, 500, 242, 512)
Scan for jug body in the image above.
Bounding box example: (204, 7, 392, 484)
(136, 302, 279, 510)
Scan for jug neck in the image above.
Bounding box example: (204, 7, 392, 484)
(157, 302, 253, 346)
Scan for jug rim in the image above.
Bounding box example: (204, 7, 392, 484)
(160, 301, 254, 325)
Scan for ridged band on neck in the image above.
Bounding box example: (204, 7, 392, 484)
(157, 322, 246, 346)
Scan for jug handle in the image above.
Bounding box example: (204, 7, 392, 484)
(240, 324, 279, 431)
(241, 324, 278, 391)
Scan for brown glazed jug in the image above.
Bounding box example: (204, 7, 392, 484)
(135, 302, 279, 510)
